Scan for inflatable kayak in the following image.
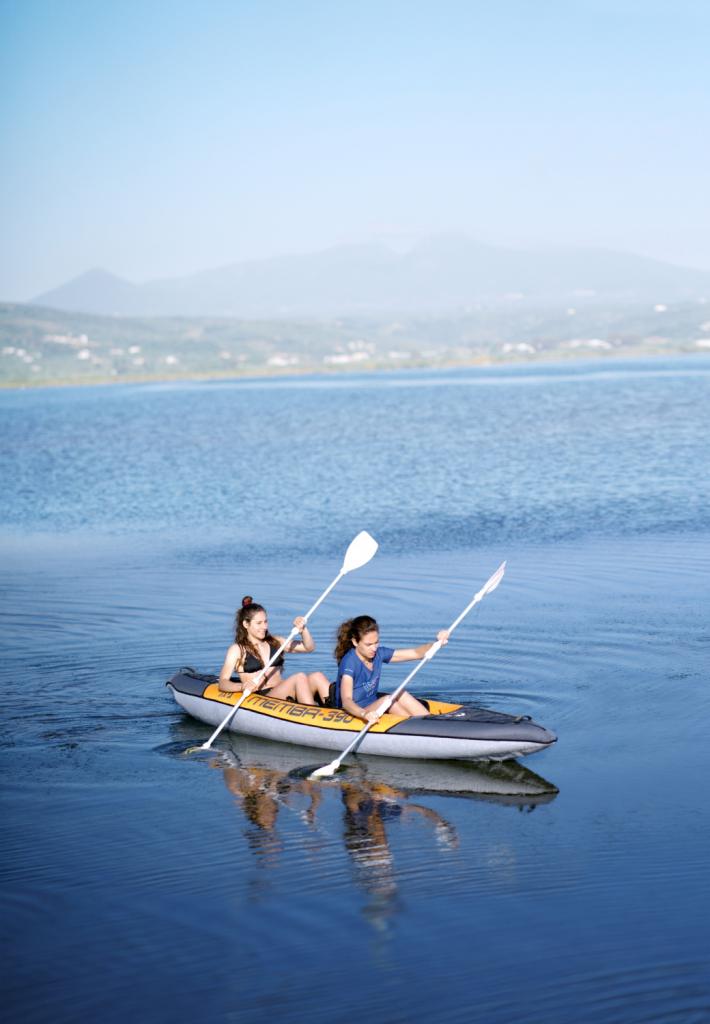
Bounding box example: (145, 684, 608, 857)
(167, 668, 557, 761)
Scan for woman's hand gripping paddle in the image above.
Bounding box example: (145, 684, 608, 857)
(186, 531, 379, 754)
(309, 560, 506, 779)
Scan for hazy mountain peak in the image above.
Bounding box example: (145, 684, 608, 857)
(32, 239, 710, 318)
(33, 268, 139, 315)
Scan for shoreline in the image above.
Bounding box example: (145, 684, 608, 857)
(2, 346, 709, 391)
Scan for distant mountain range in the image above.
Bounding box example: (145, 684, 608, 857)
(32, 236, 710, 317)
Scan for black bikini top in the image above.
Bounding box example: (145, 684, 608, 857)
(240, 641, 285, 675)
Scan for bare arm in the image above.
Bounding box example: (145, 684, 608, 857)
(390, 630, 449, 663)
(218, 643, 244, 692)
(281, 616, 316, 654)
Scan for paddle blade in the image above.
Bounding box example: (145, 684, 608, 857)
(309, 759, 341, 779)
(184, 741, 213, 754)
(341, 531, 378, 574)
(480, 560, 506, 597)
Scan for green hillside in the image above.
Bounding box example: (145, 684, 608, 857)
(2, 301, 709, 386)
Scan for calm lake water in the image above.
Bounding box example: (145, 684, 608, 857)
(2, 357, 710, 1023)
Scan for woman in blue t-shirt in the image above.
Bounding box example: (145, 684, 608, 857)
(333, 615, 449, 723)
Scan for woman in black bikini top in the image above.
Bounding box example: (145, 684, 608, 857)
(218, 596, 331, 706)
(239, 644, 285, 674)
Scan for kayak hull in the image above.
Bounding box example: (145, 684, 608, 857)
(167, 670, 556, 761)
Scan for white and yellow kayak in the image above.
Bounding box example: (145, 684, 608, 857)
(167, 668, 557, 761)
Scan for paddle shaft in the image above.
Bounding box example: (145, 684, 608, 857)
(301, 569, 344, 624)
(313, 560, 507, 774)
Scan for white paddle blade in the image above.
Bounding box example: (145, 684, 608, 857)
(480, 560, 506, 597)
(341, 531, 378, 574)
(310, 759, 341, 779)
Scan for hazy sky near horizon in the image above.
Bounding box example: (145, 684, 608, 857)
(2, 0, 709, 300)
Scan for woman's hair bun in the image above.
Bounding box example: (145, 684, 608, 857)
(241, 595, 253, 608)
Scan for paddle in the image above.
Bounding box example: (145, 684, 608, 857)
(188, 531, 379, 753)
(310, 560, 507, 778)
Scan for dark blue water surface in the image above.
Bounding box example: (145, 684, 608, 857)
(2, 357, 710, 1023)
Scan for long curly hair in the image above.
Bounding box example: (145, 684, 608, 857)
(234, 596, 279, 669)
(333, 615, 379, 663)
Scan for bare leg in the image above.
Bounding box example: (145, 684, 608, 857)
(388, 691, 429, 718)
(359, 692, 428, 722)
(264, 674, 299, 700)
(362, 694, 401, 720)
(308, 671, 331, 704)
(296, 671, 331, 705)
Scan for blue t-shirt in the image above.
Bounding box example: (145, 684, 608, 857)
(335, 646, 395, 707)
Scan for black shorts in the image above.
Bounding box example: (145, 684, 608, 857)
(314, 682, 337, 709)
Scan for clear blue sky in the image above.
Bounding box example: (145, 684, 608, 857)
(2, 0, 709, 299)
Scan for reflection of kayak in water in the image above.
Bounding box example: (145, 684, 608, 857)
(358, 755, 557, 806)
(169, 666, 556, 761)
(214, 733, 558, 807)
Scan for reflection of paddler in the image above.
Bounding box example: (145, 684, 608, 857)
(339, 776, 459, 932)
(341, 778, 459, 862)
(221, 762, 323, 834)
(342, 781, 403, 857)
(341, 779, 399, 929)
(223, 765, 281, 832)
